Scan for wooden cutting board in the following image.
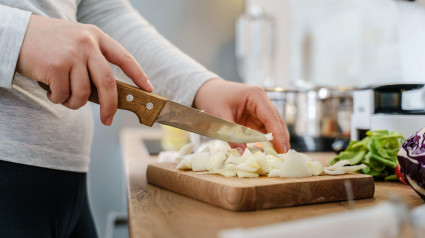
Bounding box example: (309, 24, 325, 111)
(146, 162, 375, 211)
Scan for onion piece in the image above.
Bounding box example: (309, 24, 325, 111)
(200, 169, 236, 177)
(323, 160, 366, 175)
(265, 133, 274, 141)
(236, 170, 259, 178)
(241, 148, 253, 160)
(308, 161, 324, 176)
(336, 164, 366, 173)
(207, 151, 226, 171)
(191, 152, 211, 171)
(245, 155, 261, 169)
(268, 169, 280, 177)
(268, 155, 284, 169)
(280, 150, 312, 178)
(208, 140, 231, 154)
(225, 154, 243, 165)
(323, 168, 346, 175)
(255, 152, 271, 174)
(237, 163, 258, 172)
(176, 155, 193, 170)
(262, 141, 278, 156)
(326, 160, 351, 171)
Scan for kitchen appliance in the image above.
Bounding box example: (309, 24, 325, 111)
(351, 84, 425, 141)
(267, 87, 353, 152)
(38, 81, 269, 143)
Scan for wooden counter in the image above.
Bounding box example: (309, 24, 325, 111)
(120, 129, 424, 238)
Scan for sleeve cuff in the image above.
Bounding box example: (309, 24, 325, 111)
(0, 5, 31, 88)
(170, 72, 219, 107)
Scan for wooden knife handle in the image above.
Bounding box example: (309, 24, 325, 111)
(38, 80, 168, 127)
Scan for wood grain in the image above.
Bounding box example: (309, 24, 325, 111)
(38, 80, 168, 126)
(146, 163, 375, 211)
(120, 129, 425, 238)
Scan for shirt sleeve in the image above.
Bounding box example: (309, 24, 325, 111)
(77, 0, 219, 106)
(0, 5, 31, 88)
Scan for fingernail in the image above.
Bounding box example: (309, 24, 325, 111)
(105, 116, 114, 126)
(283, 144, 288, 153)
(146, 80, 154, 92)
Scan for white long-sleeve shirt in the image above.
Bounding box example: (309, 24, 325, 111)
(0, 0, 218, 172)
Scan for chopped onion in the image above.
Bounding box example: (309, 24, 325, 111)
(174, 140, 364, 178)
(191, 152, 211, 171)
(280, 150, 312, 178)
(176, 155, 192, 170)
(323, 160, 366, 175)
(207, 151, 226, 171)
(265, 133, 274, 141)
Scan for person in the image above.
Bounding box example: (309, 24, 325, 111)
(0, 0, 290, 237)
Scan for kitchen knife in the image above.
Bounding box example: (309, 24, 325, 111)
(38, 80, 270, 143)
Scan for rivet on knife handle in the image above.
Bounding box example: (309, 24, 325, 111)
(37, 80, 168, 127)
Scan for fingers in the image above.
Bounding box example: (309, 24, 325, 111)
(99, 34, 153, 92)
(239, 114, 267, 133)
(62, 65, 91, 110)
(263, 108, 288, 153)
(88, 51, 118, 126)
(277, 108, 291, 151)
(47, 70, 70, 104)
(249, 89, 289, 153)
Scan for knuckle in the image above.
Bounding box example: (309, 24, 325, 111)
(79, 87, 92, 99)
(65, 46, 79, 58)
(73, 86, 91, 100)
(58, 86, 71, 99)
(47, 83, 70, 104)
(252, 86, 266, 95)
(66, 103, 79, 110)
(61, 92, 71, 102)
(47, 58, 67, 71)
(67, 101, 87, 110)
(121, 52, 134, 65)
(76, 32, 95, 47)
(78, 24, 102, 47)
(50, 93, 69, 104)
(101, 73, 116, 89)
(85, 24, 101, 35)
(48, 96, 61, 104)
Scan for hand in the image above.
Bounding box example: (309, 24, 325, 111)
(193, 79, 290, 153)
(16, 15, 153, 125)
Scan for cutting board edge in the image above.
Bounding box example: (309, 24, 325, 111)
(146, 164, 258, 211)
(357, 175, 376, 198)
(252, 175, 375, 210)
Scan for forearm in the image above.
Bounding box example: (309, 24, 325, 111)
(0, 4, 31, 88)
(77, 0, 218, 106)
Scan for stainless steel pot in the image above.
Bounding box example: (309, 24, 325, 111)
(266, 87, 353, 152)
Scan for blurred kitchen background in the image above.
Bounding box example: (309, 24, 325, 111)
(87, 0, 425, 237)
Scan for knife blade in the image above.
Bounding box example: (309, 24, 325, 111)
(38, 80, 269, 143)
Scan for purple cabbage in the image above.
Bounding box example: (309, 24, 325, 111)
(397, 127, 425, 201)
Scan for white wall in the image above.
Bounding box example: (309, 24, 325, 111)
(130, 0, 244, 82)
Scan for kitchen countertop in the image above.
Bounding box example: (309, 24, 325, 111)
(120, 128, 424, 238)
